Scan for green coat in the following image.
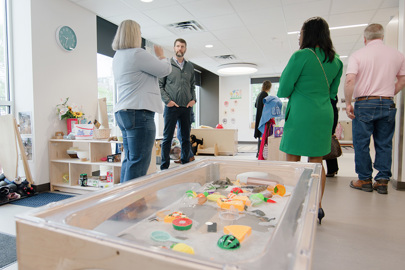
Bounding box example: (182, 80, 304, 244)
(277, 48, 343, 157)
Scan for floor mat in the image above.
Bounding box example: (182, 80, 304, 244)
(238, 144, 257, 153)
(0, 232, 16, 269)
(9, 192, 75, 208)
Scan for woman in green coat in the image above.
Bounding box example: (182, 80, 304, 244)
(277, 17, 343, 224)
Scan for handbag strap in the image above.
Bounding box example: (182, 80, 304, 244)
(307, 48, 330, 92)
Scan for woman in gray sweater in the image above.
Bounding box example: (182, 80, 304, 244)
(112, 20, 171, 182)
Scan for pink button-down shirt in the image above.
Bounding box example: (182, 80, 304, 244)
(346, 39, 405, 98)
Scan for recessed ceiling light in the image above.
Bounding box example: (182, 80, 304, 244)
(141, 0, 154, 3)
(287, 23, 368, 34)
(217, 63, 258, 76)
(205, 44, 214, 48)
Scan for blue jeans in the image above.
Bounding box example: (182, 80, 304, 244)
(161, 106, 192, 170)
(115, 110, 156, 182)
(353, 99, 396, 181)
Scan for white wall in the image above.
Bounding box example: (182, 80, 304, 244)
(218, 73, 348, 142)
(219, 75, 254, 142)
(11, 0, 98, 185)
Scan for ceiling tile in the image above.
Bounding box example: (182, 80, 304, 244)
(197, 14, 245, 31)
(238, 7, 285, 26)
(372, 7, 398, 24)
(282, 0, 331, 21)
(328, 10, 375, 26)
(142, 4, 194, 25)
(330, 0, 382, 14)
(230, 0, 282, 12)
(182, 0, 235, 18)
(212, 27, 252, 41)
(140, 25, 175, 39)
(105, 11, 158, 28)
(122, 0, 179, 11)
(75, 0, 132, 17)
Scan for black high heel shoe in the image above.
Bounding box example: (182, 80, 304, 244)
(318, 208, 325, 224)
(326, 170, 338, 177)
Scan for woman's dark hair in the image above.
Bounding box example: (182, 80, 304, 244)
(300, 17, 335, 63)
(261, 80, 272, 91)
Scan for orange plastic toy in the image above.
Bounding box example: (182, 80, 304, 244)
(273, 184, 286, 196)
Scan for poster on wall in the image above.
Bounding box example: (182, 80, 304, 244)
(18, 112, 32, 135)
(21, 136, 33, 161)
(230, 89, 242, 99)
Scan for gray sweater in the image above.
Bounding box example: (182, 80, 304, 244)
(113, 48, 172, 113)
(159, 58, 196, 106)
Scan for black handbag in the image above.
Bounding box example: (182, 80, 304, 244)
(323, 135, 342, 160)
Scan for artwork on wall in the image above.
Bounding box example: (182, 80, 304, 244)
(224, 101, 229, 107)
(21, 136, 33, 161)
(18, 112, 32, 135)
(230, 89, 242, 99)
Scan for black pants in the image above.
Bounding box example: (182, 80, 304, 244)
(326, 98, 339, 174)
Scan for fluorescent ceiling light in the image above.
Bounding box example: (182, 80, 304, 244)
(287, 23, 368, 34)
(141, 0, 154, 3)
(205, 44, 214, 48)
(217, 63, 258, 76)
(340, 56, 348, 58)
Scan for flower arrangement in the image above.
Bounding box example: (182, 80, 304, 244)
(56, 97, 84, 120)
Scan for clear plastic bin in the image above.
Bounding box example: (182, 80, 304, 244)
(16, 158, 321, 270)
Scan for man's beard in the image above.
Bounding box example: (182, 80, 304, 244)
(176, 51, 184, 57)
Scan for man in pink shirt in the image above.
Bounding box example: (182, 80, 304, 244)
(345, 23, 405, 194)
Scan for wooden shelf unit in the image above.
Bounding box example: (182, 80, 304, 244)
(49, 139, 123, 194)
(191, 128, 238, 156)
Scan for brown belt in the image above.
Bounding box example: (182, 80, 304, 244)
(355, 96, 393, 101)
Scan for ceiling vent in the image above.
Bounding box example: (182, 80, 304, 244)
(214, 55, 237, 60)
(213, 54, 238, 63)
(166, 20, 204, 34)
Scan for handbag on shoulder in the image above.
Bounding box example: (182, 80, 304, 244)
(323, 135, 342, 160)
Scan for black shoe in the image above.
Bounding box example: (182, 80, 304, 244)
(326, 171, 338, 177)
(318, 208, 325, 225)
(373, 179, 388, 194)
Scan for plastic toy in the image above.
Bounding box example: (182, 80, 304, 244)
(164, 211, 186, 223)
(172, 218, 193, 231)
(217, 235, 240, 250)
(273, 184, 286, 196)
(171, 243, 195, 254)
(249, 193, 276, 206)
(231, 187, 243, 194)
(150, 231, 181, 243)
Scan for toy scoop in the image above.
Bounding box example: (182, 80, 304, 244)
(150, 231, 184, 243)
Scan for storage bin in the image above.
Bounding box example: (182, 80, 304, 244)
(16, 158, 321, 270)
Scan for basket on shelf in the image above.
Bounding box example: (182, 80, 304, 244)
(93, 128, 111, 139)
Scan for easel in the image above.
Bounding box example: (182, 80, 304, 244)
(0, 115, 33, 186)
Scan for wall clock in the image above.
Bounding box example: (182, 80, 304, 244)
(56, 26, 77, 51)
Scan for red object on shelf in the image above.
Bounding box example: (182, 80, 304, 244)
(66, 118, 79, 135)
(216, 124, 223, 129)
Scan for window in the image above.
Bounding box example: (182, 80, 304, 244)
(250, 79, 287, 127)
(97, 53, 115, 128)
(192, 86, 200, 128)
(0, 0, 11, 115)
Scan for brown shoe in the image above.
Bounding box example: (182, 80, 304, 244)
(174, 159, 181, 164)
(189, 156, 195, 162)
(350, 179, 373, 192)
(373, 179, 388, 194)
